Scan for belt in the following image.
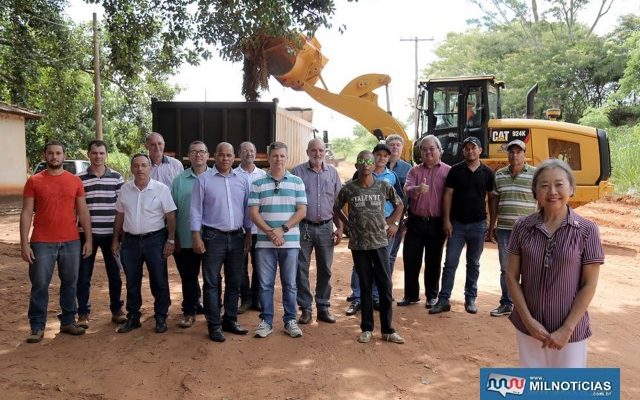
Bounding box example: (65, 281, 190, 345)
(302, 219, 332, 226)
(410, 215, 442, 223)
(124, 229, 165, 239)
(203, 226, 244, 235)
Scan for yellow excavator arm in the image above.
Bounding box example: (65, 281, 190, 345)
(264, 36, 413, 161)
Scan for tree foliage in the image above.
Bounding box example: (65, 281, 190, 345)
(91, 0, 350, 101)
(0, 0, 179, 166)
(425, 1, 631, 122)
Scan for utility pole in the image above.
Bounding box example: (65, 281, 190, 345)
(400, 36, 433, 140)
(93, 12, 103, 140)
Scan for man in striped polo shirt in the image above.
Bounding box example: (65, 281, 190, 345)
(487, 139, 537, 317)
(76, 140, 126, 328)
(249, 142, 307, 339)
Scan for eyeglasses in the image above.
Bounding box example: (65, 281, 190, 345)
(356, 158, 375, 166)
(543, 235, 556, 269)
(189, 150, 208, 156)
(273, 180, 281, 194)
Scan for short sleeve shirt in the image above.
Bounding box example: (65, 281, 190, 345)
(446, 161, 494, 223)
(116, 179, 177, 234)
(507, 208, 605, 342)
(335, 180, 400, 251)
(248, 171, 307, 249)
(24, 171, 85, 243)
(493, 164, 537, 230)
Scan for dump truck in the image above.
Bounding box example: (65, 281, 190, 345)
(150, 99, 315, 168)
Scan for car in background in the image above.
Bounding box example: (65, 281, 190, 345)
(33, 160, 90, 175)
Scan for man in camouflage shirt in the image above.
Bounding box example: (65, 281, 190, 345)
(334, 150, 405, 344)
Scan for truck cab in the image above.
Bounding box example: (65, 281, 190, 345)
(415, 75, 503, 165)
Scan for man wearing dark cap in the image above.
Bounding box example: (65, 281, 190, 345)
(430, 136, 494, 315)
(487, 139, 537, 317)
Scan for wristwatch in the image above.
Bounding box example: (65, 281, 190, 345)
(281, 224, 290, 233)
(167, 239, 175, 244)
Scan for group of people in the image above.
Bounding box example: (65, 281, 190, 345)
(20, 131, 604, 367)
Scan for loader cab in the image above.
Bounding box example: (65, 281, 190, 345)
(415, 76, 503, 165)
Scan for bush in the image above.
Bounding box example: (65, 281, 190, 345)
(107, 151, 132, 180)
(579, 107, 612, 129)
(608, 125, 640, 195)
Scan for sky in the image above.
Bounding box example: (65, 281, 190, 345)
(69, 0, 639, 139)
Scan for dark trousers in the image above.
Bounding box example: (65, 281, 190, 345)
(352, 247, 394, 334)
(402, 216, 446, 301)
(201, 227, 244, 329)
(120, 230, 170, 321)
(173, 248, 203, 316)
(240, 234, 259, 305)
(78, 233, 124, 315)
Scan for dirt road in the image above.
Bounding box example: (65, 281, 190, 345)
(0, 196, 638, 399)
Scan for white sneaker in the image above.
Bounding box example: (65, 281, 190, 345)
(382, 332, 405, 344)
(358, 331, 373, 343)
(254, 320, 273, 338)
(284, 320, 303, 338)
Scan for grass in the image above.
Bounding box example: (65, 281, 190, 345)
(608, 124, 640, 195)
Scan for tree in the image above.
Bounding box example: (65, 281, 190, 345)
(91, 0, 352, 101)
(0, 1, 179, 165)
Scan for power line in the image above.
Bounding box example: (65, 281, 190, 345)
(400, 37, 434, 140)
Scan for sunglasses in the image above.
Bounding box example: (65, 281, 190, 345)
(273, 180, 281, 194)
(356, 158, 375, 166)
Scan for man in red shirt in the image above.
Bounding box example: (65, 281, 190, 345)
(20, 141, 93, 343)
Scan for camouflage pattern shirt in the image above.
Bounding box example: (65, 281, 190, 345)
(336, 179, 400, 251)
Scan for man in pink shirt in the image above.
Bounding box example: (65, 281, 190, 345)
(397, 135, 451, 309)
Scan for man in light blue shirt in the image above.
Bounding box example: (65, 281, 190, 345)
(249, 142, 307, 339)
(191, 142, 252, 343)
(234, 141, 267, 314)
(171, 140, 210, 329)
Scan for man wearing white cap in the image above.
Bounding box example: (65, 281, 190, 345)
(487, 139, 537, 317)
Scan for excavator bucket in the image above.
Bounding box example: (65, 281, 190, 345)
(264, 36, 328, 91)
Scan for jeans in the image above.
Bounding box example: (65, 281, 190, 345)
(297, 221, 334, 311)
(438, 220, 487, 301)
(28, 240, 81, 330)
(77, 233, 123, 315)
(351, 247, 394, 334)
(240, 234, 259, 306)
(256, 247, 299, 325)
(495, 228, 513, 306)
(402, 216, 446, 301)
(351, 235, 402, 303)
(173, 248, 203, 316)
(120, 230, 170, 321)
(201, 228, 244, 329)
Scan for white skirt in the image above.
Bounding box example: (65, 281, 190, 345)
(516, 330, 588, 368)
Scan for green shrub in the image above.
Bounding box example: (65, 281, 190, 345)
(608, 125, 640, 194)
(107, 151, 132, 180)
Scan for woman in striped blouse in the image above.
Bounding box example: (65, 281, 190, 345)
(506, 159, 604, 367)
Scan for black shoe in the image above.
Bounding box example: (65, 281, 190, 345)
(425, 299, 437, 309)
(155, 319, 168, 333)
(428, 299, 451, 314)
(209, 328, 226, 342)
(221, 321, 249, 335)
(196, 303, 205, 315)
(117, 318, 141, 333)
(397, 298, 420, 307)
(490, 303, 513, 317)
(464, 298, 478, 314)
(345, 302, 360, 316)
(298, 310, 312, 324)
(317, 308, 336, 323)
(373, 300, 381, 311)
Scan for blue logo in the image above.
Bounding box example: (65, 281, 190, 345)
(480, 368, 620, 399)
